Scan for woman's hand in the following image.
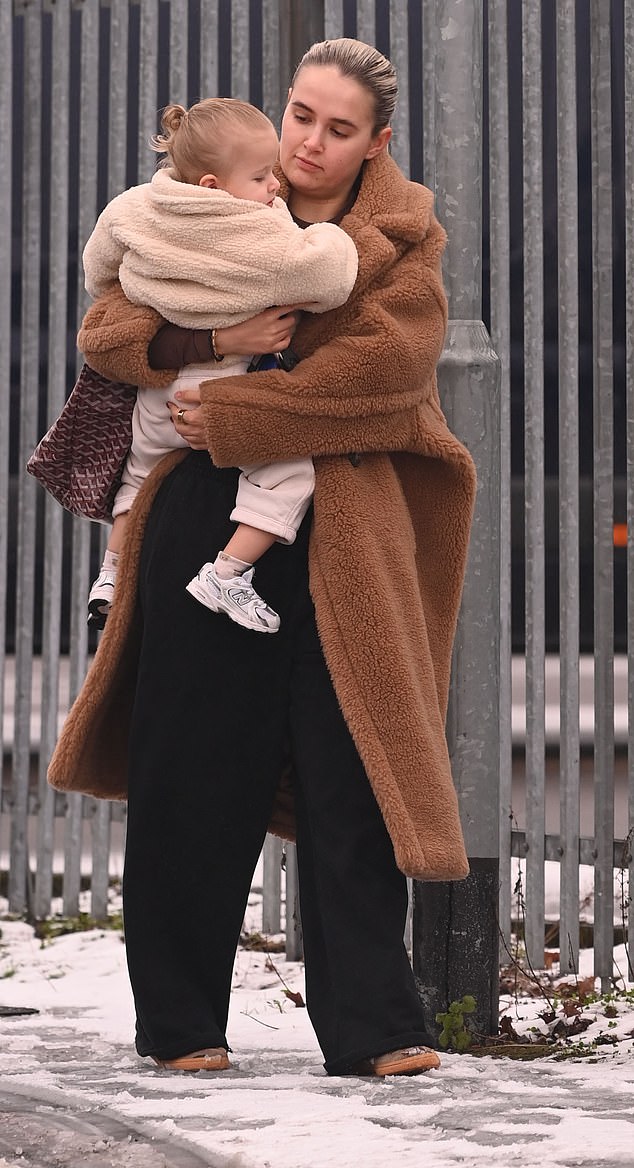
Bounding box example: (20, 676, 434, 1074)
(215, 306, 300, 357)
(168, 388, 208, 450)
(167, 305, 301, 448)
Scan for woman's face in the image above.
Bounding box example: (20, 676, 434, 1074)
(280, 65, 391, 208)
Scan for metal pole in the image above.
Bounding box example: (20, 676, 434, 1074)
(34, 0, 72, 921)
(388, 1, 409, 175)
(522, 0, 546, 974)
(625, 0, 634, 965)
(556, 0, 581, 976)
(488, 0, 513, 961)
(10, 0, 42, 915)
(284, 843, 303, 961)
(0, 0, 13, 811)
(64, 0, 102, 917)
(590, 0, 615, 988)
(412, 0, 501, 1041)
(289, 0, 325, 64)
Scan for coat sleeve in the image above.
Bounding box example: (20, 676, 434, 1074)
(82, 208, 127, 301)
(271, 221, 358, 313)
(200, 215, 448, 466)
(76, 282, 177, 388)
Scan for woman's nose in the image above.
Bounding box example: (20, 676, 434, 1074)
(303, 127, 324, 151)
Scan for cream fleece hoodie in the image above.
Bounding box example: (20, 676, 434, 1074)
(82, 167, 358, 328)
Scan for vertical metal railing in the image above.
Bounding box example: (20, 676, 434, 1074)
(231, 0, 249, 98)
(488, 0, 512, 959)
(556, 0, 581, 976)
(138, 0, 160, 183)
(63, 0, 102, 918)
(33, 0, 72, 921)
(10, 1, 42, 915)
(421, 1, 436, 191)
(169, 0, 189, 108)
(590, 0, 616, 987)
(200, 0, 220, 99)
(387, 2, 409, 175)
(521, 0, 547, 970)
(108, 0, 130, 199)
(356, 0, 375, 47)
(625, 0, 634, 968)
(0, 0, 12, 882)
(262, 0, 282, 124)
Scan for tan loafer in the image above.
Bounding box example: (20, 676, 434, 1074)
(351, 1045, 441, 1077)
(153, 1047, 231, 1072)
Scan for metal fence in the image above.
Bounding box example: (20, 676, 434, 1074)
(1, 0, 631, 988)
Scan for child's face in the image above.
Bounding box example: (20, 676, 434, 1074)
(213, 127, 281, 206)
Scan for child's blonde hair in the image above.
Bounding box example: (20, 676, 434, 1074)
(151, 98, 276, 185)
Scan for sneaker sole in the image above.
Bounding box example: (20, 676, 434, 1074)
(152, 1051, 231, 1073)
(185, 578, 279, 633)
(349, 1049, 441, 1077)
(87, 600, 111, 630)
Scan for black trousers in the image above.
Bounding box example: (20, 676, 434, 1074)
(123, 454, 430, 1073)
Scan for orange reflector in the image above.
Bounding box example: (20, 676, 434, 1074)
(613, 523, 627, 547)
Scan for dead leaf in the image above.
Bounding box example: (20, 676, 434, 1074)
(499, 1016, 521, 1042)
(555, 976, 595, 1001)
(562, 999, 582, 1018)
(283, 988, 305, 1008)
(499, 966, 551, 997)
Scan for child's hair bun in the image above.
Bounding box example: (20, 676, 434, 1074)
(150, 104, 188, 154)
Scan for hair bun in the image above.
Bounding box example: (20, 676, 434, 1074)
(161, 104, 188, 134)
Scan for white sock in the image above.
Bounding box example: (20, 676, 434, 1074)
(103, 549, 120, 573)
(214, 551, 252, 580)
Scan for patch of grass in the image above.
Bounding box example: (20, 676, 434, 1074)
(239, 930, 285, 953)
(33, 911, 123, 945)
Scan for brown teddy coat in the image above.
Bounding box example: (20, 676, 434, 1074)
(48, 151, 477, 881)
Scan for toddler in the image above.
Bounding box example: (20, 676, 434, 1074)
(82, 97, 358, 632)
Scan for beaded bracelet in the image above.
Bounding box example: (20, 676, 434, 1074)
(210, 328, 224, 362)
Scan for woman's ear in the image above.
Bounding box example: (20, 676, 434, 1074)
(365, 126, 392, 160)
(198, 173, 219, 189)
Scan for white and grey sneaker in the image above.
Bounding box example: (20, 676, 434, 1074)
(87, 568, 117, 629)
(185, 562, 280, 634)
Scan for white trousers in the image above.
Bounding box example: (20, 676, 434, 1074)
(113, 362, 314, 545)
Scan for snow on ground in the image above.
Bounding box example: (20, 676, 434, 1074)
(1, 897, 633, 1168)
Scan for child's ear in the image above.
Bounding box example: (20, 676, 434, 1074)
(198, 173, 218, 189)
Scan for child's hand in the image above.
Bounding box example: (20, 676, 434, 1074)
(216, 306, 300, 357)
(168, 389, 207, 450)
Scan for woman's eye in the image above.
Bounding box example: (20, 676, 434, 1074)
(294, 113, 308, 124)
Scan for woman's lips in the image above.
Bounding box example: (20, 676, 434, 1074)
(295, 155, 320, 171)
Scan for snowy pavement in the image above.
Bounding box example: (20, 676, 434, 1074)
(0, 919, 633, 1168)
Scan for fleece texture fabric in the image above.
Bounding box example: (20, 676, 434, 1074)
(82, 167, 358, 328)
(53, 151, 477, 882)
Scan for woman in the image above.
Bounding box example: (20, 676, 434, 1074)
(49, 38, 477, 1077)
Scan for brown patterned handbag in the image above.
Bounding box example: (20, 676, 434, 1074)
(26, 364, 137, 522)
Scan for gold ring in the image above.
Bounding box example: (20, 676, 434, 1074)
(177, 408, 186, 424)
